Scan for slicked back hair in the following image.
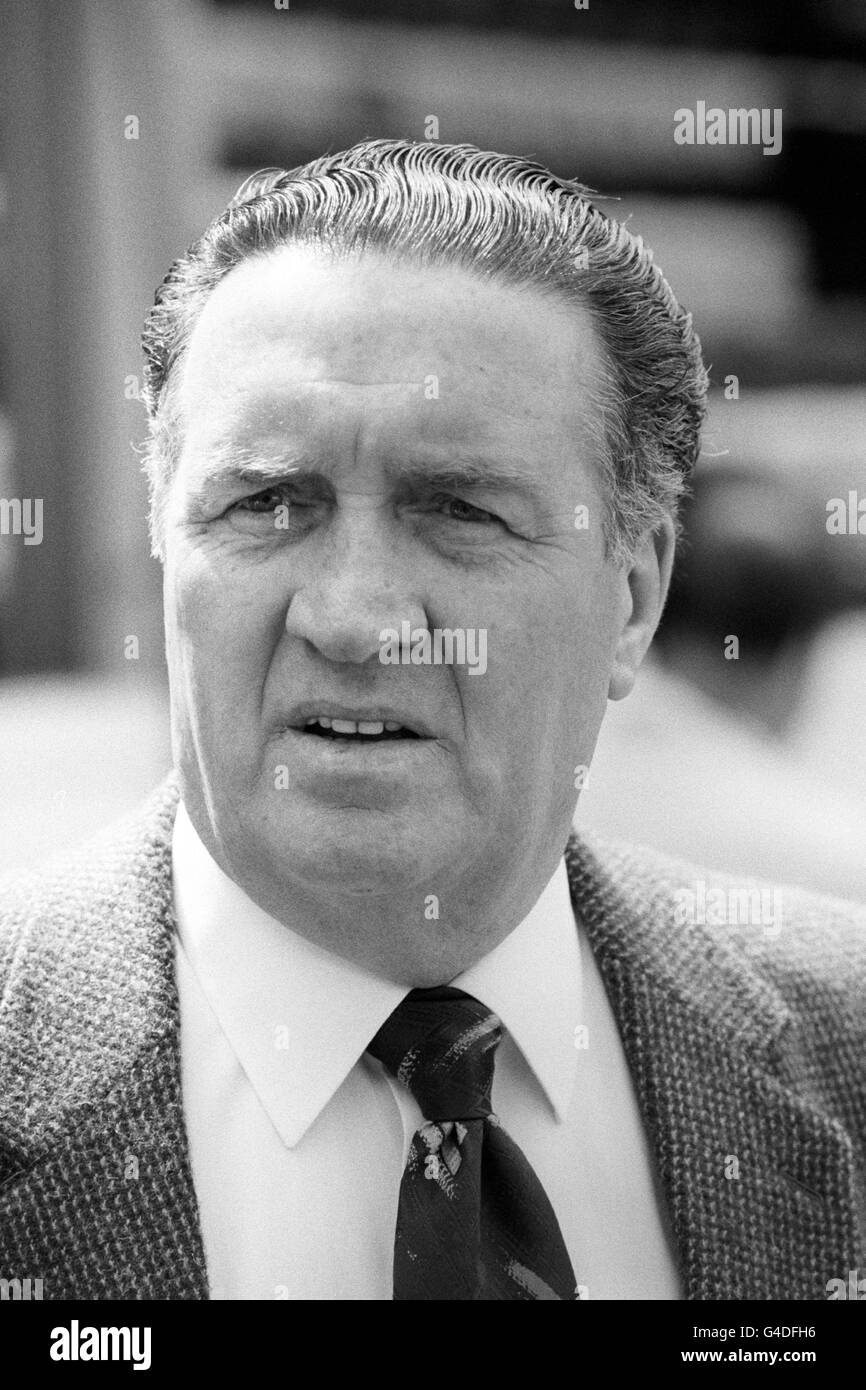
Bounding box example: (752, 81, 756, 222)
(141, 138, 707, 563)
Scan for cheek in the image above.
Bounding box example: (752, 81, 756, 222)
(164, 548, 285, 719)
(463, 572, 617, 751)
(496, 574, 610, 690)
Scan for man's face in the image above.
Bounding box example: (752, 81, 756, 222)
(162, 245, 634, 977)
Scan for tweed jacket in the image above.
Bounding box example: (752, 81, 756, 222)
(1, 775, 864, 1301)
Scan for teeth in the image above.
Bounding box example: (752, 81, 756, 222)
(304, 715, 408, 735)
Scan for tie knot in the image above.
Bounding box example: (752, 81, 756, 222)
(367, 987, 502, 1122)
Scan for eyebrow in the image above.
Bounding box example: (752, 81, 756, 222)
(392, 457, 546, 503)
(188, 441, 551, 508)
(185, 444, 314, 510)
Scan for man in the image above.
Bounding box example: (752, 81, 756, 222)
(1, 139, 864, 1301)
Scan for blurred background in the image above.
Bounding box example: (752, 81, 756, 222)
(1, 0, 864, 895)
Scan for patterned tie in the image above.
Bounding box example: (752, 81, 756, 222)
(367, 985, 577, 1300)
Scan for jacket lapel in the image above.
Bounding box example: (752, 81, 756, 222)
(0, 776, 208, 1299)
(566, 831, 861, 1299)
(3, 777, 857, 1300)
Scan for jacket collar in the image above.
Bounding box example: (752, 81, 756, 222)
(0, 773, 208, 1299)
(1, 776, 857, 1300)
(565, 830, 860, 1299)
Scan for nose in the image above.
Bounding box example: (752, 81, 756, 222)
(284, 504, 426, 666)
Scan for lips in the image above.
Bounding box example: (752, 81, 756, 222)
(284, 702, 433, 740)
(303, 716, 419, 742)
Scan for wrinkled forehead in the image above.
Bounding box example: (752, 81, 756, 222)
(180, 243, 602, 395)
(173, 243, 607, 481)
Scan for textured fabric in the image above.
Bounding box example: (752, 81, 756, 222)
(368, 987, 577, 1300)
(1, 772, 865, 1300)
(0, 777, 208, 1300)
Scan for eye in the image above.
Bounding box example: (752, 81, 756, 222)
(234, 486, 292, 513)
(225, 484, 320, 536)
(437, 496, 502, 526)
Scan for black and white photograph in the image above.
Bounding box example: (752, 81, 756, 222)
(0, 0, 864, 1353)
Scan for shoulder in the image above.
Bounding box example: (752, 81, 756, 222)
(0, 777, 180, 1142)
(0, 775, 179, 965)
(569, 829, 866, 1023)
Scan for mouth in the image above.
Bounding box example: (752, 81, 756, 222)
(300, 715, 422, 745)
(279, 707, 440, 787)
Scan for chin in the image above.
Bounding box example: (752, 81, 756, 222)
(258, 807, 442, 894)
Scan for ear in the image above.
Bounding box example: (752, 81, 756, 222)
(608, 516, 676, 702)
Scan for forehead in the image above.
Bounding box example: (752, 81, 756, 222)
(176, 244, 603, 459)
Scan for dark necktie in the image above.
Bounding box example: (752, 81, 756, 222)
(367, 985, 578, 1300)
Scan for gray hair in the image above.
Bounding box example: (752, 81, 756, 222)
(141, 138, 707, 563)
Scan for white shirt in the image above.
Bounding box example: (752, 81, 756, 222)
(172, 800, 681, 1300)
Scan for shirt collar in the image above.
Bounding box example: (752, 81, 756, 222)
(454, 862, 582, 1123)
(172, 800, 582, 1148)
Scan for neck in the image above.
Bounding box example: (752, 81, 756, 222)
(221, 837, 565, 987)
